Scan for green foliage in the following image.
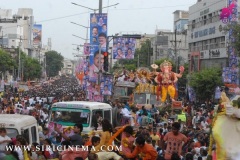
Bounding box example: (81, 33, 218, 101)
(0, 49, 16, 73)
(23, 57, 42, 80)
(45, 50, 64, 77)
(189, 67, 223, 101)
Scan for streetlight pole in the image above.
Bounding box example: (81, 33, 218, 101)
(18, 37, 22, 81)
(70, 22, 90, 43)
(99, 0, 103, 14)
(72, 34, 89, 41)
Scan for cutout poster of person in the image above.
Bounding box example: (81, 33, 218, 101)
(112, 37, 136, 59)
(89, 13, 108, 82)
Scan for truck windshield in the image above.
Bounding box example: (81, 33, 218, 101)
(6, 128, 19, 139)
(51, 108, 90, 126)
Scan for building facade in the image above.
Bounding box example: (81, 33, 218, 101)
(61, 58, 75, 75)
(187, 0, 236, 72)
(151, 29, 188, 66)
(173, 10, 189, 32)
(0, 8, 34, 56)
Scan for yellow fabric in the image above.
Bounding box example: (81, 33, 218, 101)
(161, 85, 175, 102)
(92, 131, 111, 153)
(23, 150, 30, 160)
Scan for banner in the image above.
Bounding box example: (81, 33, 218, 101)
(89, 13, 108, 80)
(33, 24, 42, 45)
(100, 75, 113, 96)
(225, 0, 239, 85)
(222, 67, 239, 84)
(84, 43, 90, 55)
(112, 37, 136, 59)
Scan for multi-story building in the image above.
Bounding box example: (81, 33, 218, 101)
(0, 8, 34, 56)
(151, 29, 188, 66)
(61, 58, 75, 75)
(188, 0, 232, 72)
(173, 10, 189, 32)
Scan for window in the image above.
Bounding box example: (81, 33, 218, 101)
(31, 126, 37, 143)
(192, 20, 195, 29)
(91, 110, 103, 128)
(203, 16, 207, 25)
(51, 109, 90, 126)
(22, 129, 29, 144)
(103, 110, 111, 123)
(6, 128, 18, 139)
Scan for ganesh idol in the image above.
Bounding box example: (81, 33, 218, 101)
(153, 60, 184, 102)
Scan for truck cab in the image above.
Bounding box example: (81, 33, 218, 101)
(0, 114, 39, 144)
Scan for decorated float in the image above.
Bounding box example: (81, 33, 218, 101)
(113, 60, 184, 109)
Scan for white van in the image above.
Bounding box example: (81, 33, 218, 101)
(0, 114, 39, 144)
(49, 101, 112, 134)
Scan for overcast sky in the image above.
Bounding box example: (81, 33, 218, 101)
(1, 0, 196, 59)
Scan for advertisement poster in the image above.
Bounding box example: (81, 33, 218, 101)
(89, 13, 108, 80)
(222, 67, 239, 84)
(33, 24, 42, 46)
(112, 37, 136, 59)
(100, 75, 113, 96)
(84, 43, 90, 55)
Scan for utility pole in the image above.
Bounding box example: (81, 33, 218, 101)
(170, 29, 181, 72)
(98, 0, 103, 85)
(17, 36, 22, 81)
(99, 0, 103, 14)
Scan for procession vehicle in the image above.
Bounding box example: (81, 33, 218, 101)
(0, 114, 39, 144)
(48, 101, 114, 135)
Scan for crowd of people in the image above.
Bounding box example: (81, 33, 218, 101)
(0, 76, 217, 160)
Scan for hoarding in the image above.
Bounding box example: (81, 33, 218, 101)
(89, 13, 108, 80)
(33, 24, 42, 45)
(112, 37, 136, 59)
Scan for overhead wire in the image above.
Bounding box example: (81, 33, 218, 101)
(2, 3, 194, 30)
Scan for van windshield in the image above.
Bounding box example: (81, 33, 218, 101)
(51, 108, 90, 127)
(6, 128, 18, 138)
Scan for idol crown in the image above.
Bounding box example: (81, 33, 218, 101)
(160, 60, 172, 67)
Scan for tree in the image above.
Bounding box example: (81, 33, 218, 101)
(23, 57, 42, 80)
(45, 50, 64, 77)
(189, 67, 223, 101)
(0, 49, 16, 75)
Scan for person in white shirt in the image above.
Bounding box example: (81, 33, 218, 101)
(0, 128, 12, 159)
(120, 106, 134, 126)
(200, 119, 208, 129)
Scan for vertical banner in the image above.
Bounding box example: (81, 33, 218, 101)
(89, 13, 108, 81)
(101, 75, 113, 96)
(84, 43, 90, 55)
(227, 0, 239, 85)
(32, 24, 42, 46)
(112, 37, 136, 59)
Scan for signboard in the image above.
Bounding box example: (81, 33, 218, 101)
(33, 24, 42, 45)
(172, 101, 182, 110)
(134, 93, 146, 104)
(115, 81, 136, 88)
(112, 37, 136, 59)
